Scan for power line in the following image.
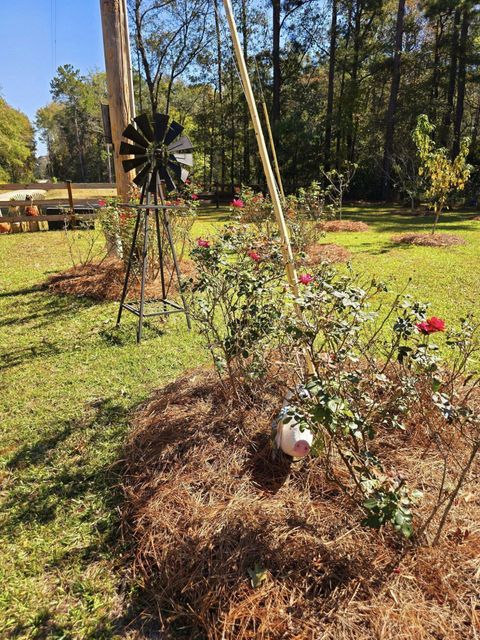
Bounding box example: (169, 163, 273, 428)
(51, 0, 57, 71)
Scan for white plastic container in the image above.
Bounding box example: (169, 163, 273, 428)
(275, 413, 314, 458)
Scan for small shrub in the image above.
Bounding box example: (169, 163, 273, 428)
(189, 224, 285, 399)
(413, 114, 471, 234)
(281, 265, 479, 541)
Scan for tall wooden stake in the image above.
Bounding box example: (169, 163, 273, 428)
(100, 0, 135, 202)
(222, 0, 314, 375)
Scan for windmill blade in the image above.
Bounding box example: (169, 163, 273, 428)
(147, 170, 159, 194)
(167, 160, 181, 182)
(120, 141, 148, 156)
(123, 123, 150, 148)
(133, 163, 151, 188)
(167, 135, 193, 153)
(122, 156, 148, 173)
(172, 151, 193, 167)
(158, 164, 176, 192)
(154, 113, 169, 143)
(168, 160, 190, 184)
(134, 113, 154, 142)
(164, 120, 184, 146)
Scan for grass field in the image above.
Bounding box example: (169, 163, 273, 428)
(0, 205, 479, 638)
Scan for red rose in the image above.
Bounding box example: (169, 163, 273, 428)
(197, 237, 210, 248)
(191, 193, 199, 200)
(416, 316, 445, 335)
(231, 199, 244, 208)
(427, 317, 445, 332)
(98, 199, 106, 207)
(299, 273, 314, 285)
(248, 250, 261, 262)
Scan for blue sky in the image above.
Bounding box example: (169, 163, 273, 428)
(0, 0, 106, 154)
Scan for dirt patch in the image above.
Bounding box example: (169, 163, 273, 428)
(122, 369, 479, 640)
(392, 233, 466, 247)
(472, 215, 480, 221)
(319, 220, 370, 232)
(46, 257, 195, 301)
(305, 243, 351, 265)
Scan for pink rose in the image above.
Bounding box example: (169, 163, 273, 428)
(248, 250, 261, 262)
(197, 237, 210, 249)
(98, 199, 106, 207)
(299, 273, 314, 285)
(191, 193, 199, 200)
(231, 199, 244, 208)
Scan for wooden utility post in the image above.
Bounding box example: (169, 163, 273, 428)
(100, 0, 135, 201)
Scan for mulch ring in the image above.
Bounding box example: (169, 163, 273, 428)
(304, 243, 351, 265)
(46, 257, 196, 301)
(319, 220, 370, 232)
(121, 368, 479, 640)
(392, 233, 466, 247)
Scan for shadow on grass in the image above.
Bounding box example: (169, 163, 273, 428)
(1, 395, 153, 637)
(2, 397, 128, 528)
(0, 289, 94, 330)
(344, 206, 478, 235)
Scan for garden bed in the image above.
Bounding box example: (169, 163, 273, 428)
(46, 257, 195, 301)
(319, 220, 370, 232)
(392, 233, 466, 247)
(122, 368, 479, 640)
(305, 242, 351, 265)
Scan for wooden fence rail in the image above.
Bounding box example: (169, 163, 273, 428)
(0, 199, 102, 208)
(0, 182, 114, 191)
(2, 213, 99, 223)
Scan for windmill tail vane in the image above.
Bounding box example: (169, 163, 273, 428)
(120, 113, 193, 194)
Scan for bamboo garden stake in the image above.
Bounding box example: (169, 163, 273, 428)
(221, 0, 315, 375)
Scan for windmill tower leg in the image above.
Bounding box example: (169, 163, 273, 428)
(117, 205, 141, 326)
(158, 182, 192, 330)
(136, 190, 152, 343)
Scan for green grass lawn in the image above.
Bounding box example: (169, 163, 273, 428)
(0, 206, 479, 638)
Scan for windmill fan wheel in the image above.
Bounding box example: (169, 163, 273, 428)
(120, 113, 193, 193)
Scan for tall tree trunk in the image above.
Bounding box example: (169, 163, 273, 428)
(241, 0, 250, 183)
(230, 67, 236, 192)
(452, 5, 470, 159)
(430, 16, 444, 120)
(440, 8, 461, 147)
(381, 0, 406, 200)
(213, 0, 226, 191)
(272, 0, 281, 124)
(134, 0, 157, 114)
(324, 0, 337, 169)
(209, 90, 217, 189)
(335, 2, 352, 166)
(347, 2, 362, 162)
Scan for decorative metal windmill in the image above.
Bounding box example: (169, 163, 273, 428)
(116, 113, 193, 342)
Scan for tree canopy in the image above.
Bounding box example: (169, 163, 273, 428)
(36, 0, 480, 199)
(0, 97, 35, 182)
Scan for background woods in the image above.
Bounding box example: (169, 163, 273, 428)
(32, 0, 480, 200)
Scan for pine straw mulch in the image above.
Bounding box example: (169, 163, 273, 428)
(304, 243, 351, 265)
(391, 233, 466, 247)
(121, 369, 480, 640)
(319, 220, 370, 233)
(46, 257, 196, 301)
